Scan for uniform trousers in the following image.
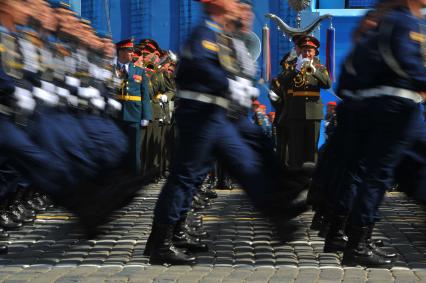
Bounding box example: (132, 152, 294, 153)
(283, 119, 321, 168)
(153, 99, 281, 224)
(332, 96, 425, 227)
(117, 121, 141, 175)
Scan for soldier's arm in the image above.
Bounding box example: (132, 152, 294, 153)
(312, 65, 332, 89)
(140, 70, 153, 121)
(390, 14, 426, 91)
(176, 28, 229, 93)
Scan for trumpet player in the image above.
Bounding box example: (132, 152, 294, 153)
(270, 35, 331, 168)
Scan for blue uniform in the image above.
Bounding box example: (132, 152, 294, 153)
(153, 20, 288, 225)
(331, 7, 426, 227)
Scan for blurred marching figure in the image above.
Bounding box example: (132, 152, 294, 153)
(144, 0, 311, 265)
(313, 0, 426, 268)
(0, 0, 143, 246)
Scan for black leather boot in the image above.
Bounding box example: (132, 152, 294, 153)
(173, 219, 208, 252)
(0, 227, 9, 240)
(366, 223, 397, 260)
(9, 202, 35, 224)
(324, 215, 348, 252)
(144, 218, 201, 257)
(310, 211, 324, 231)
(0, 243, 7, 255)
(342, 226, 392, 267)
(200, 187, 217, 199)
(186, 225, 209, 238)
(148, 223, 196, 265)
(0, 200, 22, 229)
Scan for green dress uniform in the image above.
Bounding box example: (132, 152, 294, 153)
(141, 71, 157, 177)
(114, 61, 152, 174)
(275, 56, 331, 168)
(150, 72, 164, 177)
(161, 71, 176, 172)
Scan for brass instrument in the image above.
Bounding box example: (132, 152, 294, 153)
(302, 60, 315, 75)
(293, 60, 315, 88)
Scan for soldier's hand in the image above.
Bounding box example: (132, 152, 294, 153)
(295, 55, 304, 71)
(140, 119, 150, 127)
(160, 94, 168, 103)
(269, 90, 279, 102)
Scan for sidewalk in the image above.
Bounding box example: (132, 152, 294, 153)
(0, 181, 426, 283)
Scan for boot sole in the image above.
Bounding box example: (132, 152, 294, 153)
(342, 257, 393, 268)
(149, 257, 195, 265)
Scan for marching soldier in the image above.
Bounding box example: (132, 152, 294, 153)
(323, 0, 426, 267)
(113, 39, 152, 175)
(272, 35, 331, 168)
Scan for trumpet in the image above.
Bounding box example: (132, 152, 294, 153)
(301, 60, 316, 75)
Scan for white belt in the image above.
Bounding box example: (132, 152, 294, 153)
(177, 90, 230, 109)
(342, 86, 423, 103)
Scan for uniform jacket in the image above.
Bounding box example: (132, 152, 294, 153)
(273, 57, 331, 124)
(337, 7, 426, 95)
(175, 20, 229, 97)
(114, 62, 153, 123)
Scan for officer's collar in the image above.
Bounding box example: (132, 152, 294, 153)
(205, 19, 223, 33)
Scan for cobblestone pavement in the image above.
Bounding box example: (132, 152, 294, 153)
(1, 181, 426, 282)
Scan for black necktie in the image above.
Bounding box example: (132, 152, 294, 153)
(121, 64, 128, 79)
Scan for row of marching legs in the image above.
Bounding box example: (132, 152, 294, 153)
(143, 161, 237, 265)
(143, 177, 220, 263)
(310, 209, 397, 266)
(0, 167, 53, 254)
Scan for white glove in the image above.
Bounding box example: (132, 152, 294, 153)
(296, 58, 313, 72)
(56, 87, 70, 98)
(229, 77, 259, 108)
(78, 86, 100, 99)
(14, 87, 36, 113)
(248, 86, 260, 99)
(295, 55, 304, 71)
(160, 94, 168, 103)
(41, 81, 56, 93)
(140, 119, 149, 127)
(90, 97, 106, 111)
(228, 78, 248, 107)
(33, 87, 59, 106)
(13, 87, 32, 99)
(108, 98, 122, 112)
(269, 90, 279, 102)
(67, 95, 79, 107)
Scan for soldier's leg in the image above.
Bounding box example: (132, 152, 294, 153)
(304, 120, 321, 164)
(143, 123, 154, 176)
(152, 120, 161, 178)
(343, 99, 423, 267)
(148, 105, 218, 264)
(276, 126, 288, 166)
(287, 120, 305, 168)
(217, 117, 303, 217)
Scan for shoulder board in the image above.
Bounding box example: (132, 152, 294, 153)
(202, 40, 219, 52)
(409, 31, 425, 43)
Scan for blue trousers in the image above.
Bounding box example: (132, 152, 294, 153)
(333, 96, 425, 226)
(0, 116, 68, 195)
(153, 100, 281, 224)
